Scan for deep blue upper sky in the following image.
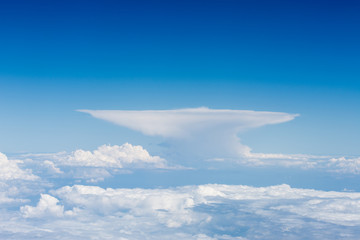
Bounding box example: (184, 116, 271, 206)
(0, 0, 359, 154)
(1, 0, 359, 81)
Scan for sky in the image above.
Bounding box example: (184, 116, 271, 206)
(1, 0, 360, 239)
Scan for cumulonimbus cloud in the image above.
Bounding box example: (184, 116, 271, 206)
(78, 107, 298, 138)
(78, 108, 299, 161)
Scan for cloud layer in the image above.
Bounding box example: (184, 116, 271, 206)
(1, 184, 358, 239)
(16, 144, 174, 182)
(1, 149, 360, 239)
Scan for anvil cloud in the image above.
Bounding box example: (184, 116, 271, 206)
(79, 108, 298, 160)
(78, 107, 298, 138)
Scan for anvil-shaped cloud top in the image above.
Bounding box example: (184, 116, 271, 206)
(78, 107, 298, 138)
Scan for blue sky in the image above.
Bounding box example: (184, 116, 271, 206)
(1, 0, 359, 154)
(1, 1, 360, 239)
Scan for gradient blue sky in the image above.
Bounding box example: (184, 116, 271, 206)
(2, 2, 360, 238)
(1, 0, 359, 155)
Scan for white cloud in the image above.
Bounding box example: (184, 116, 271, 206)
(238, 154, 360, 175)
(51, 143, 169, 169)
(12, 145, 360, 177)
(68, 143, 167, 168)
(71, 168, 111, 183)
(7, 184, 360, 239)
(77, 108, 360, 174)
(0, 182, 30, 205)
(42, 160, 63, 174)
(52, 184, 206, 228)
(79, 108, 298, 161)
(19, 143, 173, 178)
(0, 190, 19, 204)
(78, 107, 298, 138)
(21, 194, 75, 218)
(0, 152, 38, 181)
(328, 157, 360, 174)
(236, 152, 325, 169)
(11, 144, 184, 183)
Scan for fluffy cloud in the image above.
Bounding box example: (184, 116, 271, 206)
(0, 152, 37, 181)
(19, 144, 172, 179)
(21, 194, 75, 218)
(13, 144, 176, 182)
(59, 143, 168, 169)
(8, 184, 360, 239)
(79, 108, 298, 161)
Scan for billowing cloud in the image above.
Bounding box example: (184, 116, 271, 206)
(58, 143, 168, 169)
(21, 194, 75, 218)
(0, 152, 37, 181)
(22, 143, 172, 169)
(14, 144, 178, 182)
(79, 108, 298, 161)
(5, 184, 360, 239)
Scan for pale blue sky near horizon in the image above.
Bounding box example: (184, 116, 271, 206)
(1, 78, 359, 157)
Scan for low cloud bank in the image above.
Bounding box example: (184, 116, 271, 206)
(16, 143, 176, 182)
(2, 184, 358, 239)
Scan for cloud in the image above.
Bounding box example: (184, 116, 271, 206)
(79, 108, 298, 161)
(328, 157, 360, 174)
(12, 144, 360, 177)
(239, 154, 360, 175)
(77, 108, 360, 175)
(21, 143, 172, 170)
(7, 184, 360, 239)
(78, 107, 298, 138)
(71, 168, 112, 183)
(0, 152, 38, 181)
(236, 152, 324, 169)
(42, 160, 63, 174)
(58, 143, 168, 169)
(21, 194, 75, 218)
(13, 144, 178, 182)
(0, 183, 27, 205)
